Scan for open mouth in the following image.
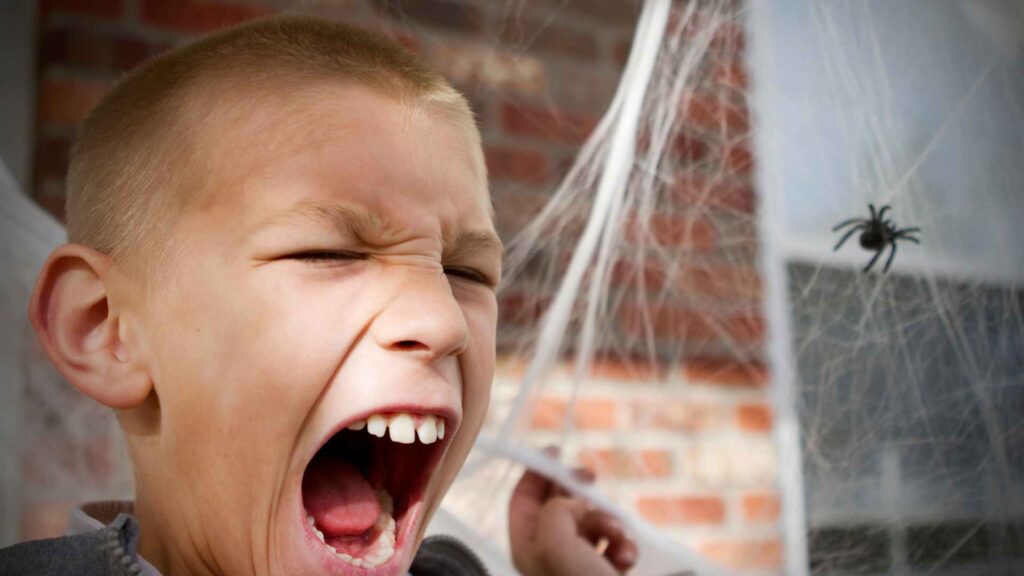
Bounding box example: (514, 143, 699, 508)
(301, 411, 451, 570)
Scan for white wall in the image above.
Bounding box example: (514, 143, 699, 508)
(749, 2, 1024, 574)
(754, 0, 1024, 283)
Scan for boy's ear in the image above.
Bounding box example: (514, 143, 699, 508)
(29, 243, 152, 409)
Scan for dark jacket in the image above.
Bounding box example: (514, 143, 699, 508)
(0, 513, 489, 576)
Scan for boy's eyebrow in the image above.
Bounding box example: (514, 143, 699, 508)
(262, 200, 505, 259)
(265, 200, 392, 241)
(447, 229, 505, 262)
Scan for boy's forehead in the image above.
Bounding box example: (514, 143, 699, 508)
(194, 83, 496, 246)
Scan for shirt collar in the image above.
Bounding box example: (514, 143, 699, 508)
(67, 500, 162, 576)
(68, 501, 416, 575)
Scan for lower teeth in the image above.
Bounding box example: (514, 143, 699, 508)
(306, 488, 397, 568)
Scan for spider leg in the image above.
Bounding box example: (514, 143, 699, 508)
(868, 204, 877, 220)
(832, 218, 865, 232)
(883, 241, 898, 273)
(834, 224, 864, 251)
(893, 227, 920, 235)
(893, 228, 920, 243)
(864, 247, 884, 272)
(877, 205, 891, 221)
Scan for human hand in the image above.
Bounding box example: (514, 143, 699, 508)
(508, 452, 638, 575)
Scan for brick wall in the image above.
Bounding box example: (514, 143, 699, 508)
(27, 0, 781, 573)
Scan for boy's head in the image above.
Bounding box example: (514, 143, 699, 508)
(30, 15, 501, 575)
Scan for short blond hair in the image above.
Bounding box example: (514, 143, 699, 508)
(66, 15, 480, 280)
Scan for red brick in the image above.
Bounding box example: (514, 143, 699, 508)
(34, 191, 67, 223)
(737, 403, 773, 432)
(38, 78, 109, 126)
(711, 21, 746, 53)
(681, 93, 749, 137)
(577, 448, 672, 479)
(636, 495, 726, 525)
(492, 188, 554, 238)
(372, 0, 482, 33)
(574, 399, 617, 429)
(485, 146, 549, 185)
(536, 24, 598, 59)
(699, 538, 782, 570)
(741, 492, 780, 523)
(682, 357, 769, 387)
(727, 312, 765, 343)
(501, 19, 598, 61)
(631, 399, 722, 432)
(140, 0, 272, 33)
(714, 59, 749, 90)
(672, 132, 709, 163)
(536, 25, 599, 60)
(677, 263, 762, 301)
(613, 37, 631, 67)
(40, 27, 114, 71)
(530, 396, 565, 429)
(609, 258, 669, 293)
(494, 356, 527, 378)
(530, 397, 618, 430)
(725, 144, 754, 175)
(40, 27, 167, 73)
(671, 172, 756, 214)
(619, 304, 721, 342)
(499, 291, 549, 325)
(431, 43, 545, 96)
(501, 102, 596, 145)
(116, 36, 170, 69)
(585, 356, 664, 381)
(42, 0, 123, 19)
(34, 136, 73, 184)
(562, 0, 639, 26)
(625, 213, 716, 251)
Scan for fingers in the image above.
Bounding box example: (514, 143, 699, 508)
(535, 497, 634, 576)
(510, 446, 637, 575)
(574, 466, 596, 484)
(579, 509, 638, 572)
(510, 447, 589, 552)
(509, 467, 553, 552)
(553, 465, 596, 498)
(512, 466, 557, 508)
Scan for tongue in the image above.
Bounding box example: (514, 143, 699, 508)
(302, 456, 381, 537)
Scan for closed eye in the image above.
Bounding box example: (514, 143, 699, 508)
(286, 250, 367, 263)
(444, 266, 492, 286)
(286, 252, 492, 285)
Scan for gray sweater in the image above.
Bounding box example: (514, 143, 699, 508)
(0, 509, 488, 576)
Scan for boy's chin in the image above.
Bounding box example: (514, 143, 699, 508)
(285, 410, 458, 575)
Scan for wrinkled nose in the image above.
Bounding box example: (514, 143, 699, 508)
(372, 272, 469, 360)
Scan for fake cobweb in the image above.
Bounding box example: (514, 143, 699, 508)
(2, 1, 1022, 575)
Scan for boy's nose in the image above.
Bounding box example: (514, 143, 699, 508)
(372, 272, 469, 361)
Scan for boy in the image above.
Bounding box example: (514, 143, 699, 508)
(1, 15, 636, 576)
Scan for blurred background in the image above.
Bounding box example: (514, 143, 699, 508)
(1, 1, 1022, 575)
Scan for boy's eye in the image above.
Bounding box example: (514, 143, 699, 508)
(285, 252, 491, 285)
(444, 266, 491, 286)
(286, 250, 366, 263)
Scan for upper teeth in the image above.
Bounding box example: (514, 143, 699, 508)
(350, 413, 446, 444)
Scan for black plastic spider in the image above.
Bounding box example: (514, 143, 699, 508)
(832, 203, 920, 273)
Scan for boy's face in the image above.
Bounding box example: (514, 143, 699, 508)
(130, 84, 500, 575)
